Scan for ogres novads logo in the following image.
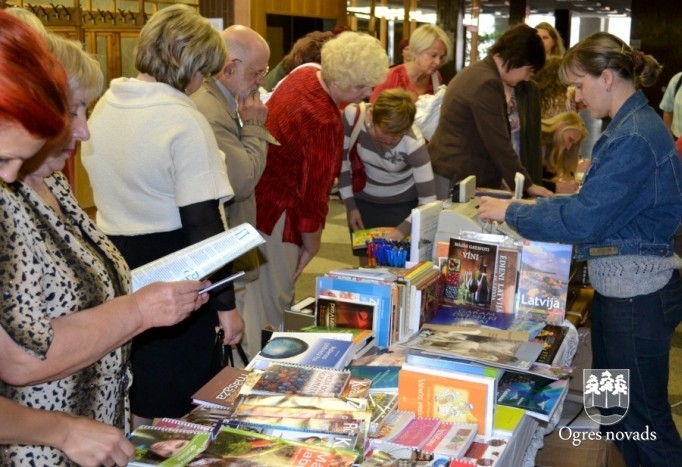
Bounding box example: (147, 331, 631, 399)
(583, 369, 629, 425)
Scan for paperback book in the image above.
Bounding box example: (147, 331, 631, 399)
(192, 426, 359, 466)
(225, 420, 360, 451)
(246, 331, 354, 371)
(191, 365, 251, 409)
(441, 237, 498, 309)
(420, 422, 478, 459)
(370, 416, 442, 452)
(404, 349, 503, 380)
(460, 435, 510, 466)
(316, 276, 394, 348)
(316, 296, 375, 330)
(396, 325, 544, 373)
(367, 392, 400, 436)
(247, 363, 351, 397)
(428, 304, 517, 332)
(515, 240, 573, 324)
(489, 247, 519, 315)
(495, 371, 570, 422)
(397, 364, 496, 436)
(533, 324, 570, 364)
(128, 425, 209, 466)
(348, 365, 400, 393)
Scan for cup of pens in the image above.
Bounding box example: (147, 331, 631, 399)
(366, 238, 409, 268)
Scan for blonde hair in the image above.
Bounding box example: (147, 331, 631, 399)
(541, 111, 587, 180)
(320, 31, 388, 90)
(408, 24, 452, 65)
(371, 88, 416, 134)
(135, 4, 225, 91)
(46, 35, 103, 103)
(535, 22, 565, 57)
(4, 7, 48, 37)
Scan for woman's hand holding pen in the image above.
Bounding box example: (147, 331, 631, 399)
(132, 280, 209, 329)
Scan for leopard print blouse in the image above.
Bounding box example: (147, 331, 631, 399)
(0, 173, 132, 466)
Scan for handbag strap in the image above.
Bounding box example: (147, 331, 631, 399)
(349, 102, 366, 150)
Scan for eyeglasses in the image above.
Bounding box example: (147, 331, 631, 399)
(232, 58, 269, 80)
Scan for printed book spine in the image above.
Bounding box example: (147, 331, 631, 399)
(489, 247, 519, 315)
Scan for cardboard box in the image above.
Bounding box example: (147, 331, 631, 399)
(535, 430, 626, 467)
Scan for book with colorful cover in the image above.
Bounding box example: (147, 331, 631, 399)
(424, 322, 530, 342)
(316, 276, 395, 348)
(506, 319, 547, 340)
(225, 420, 360, 451)
(128, 425, 210, 466)
(396, 324, 544, 373)
(533, 324, 570, 364)
(351, 227, 395, 250)
(246, 331, 355, 371)
(515, 240, 573, 324)
(492, 405, 527, 437)
(191, 365, 251, 409)
(397, 364, 496, 436)
(489, 247, 519, 315)
(422, 422, 478, 459)
(460, 435, 510, 466)
(404, 349, 504, 380)
(495, 371, 570, 422)
(370, 416, 442, 452)
(193, 426, 359, 466)
(429, 304, 517, 332)
(235, 394, 367, 412)
(181, 405, 231, 428)
(247, 363, 350, 397)
(441, 238, 498, 309)
(367, 392, 400, 436)
(315, 296, 375, 330)
(348, 365, 400, 393)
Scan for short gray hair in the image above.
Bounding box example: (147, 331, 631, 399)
(321, 31, 388, 90)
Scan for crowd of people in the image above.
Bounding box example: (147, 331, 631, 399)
(1, 5, 681, 466)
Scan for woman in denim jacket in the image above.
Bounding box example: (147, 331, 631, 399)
(479, 32, 682, 466)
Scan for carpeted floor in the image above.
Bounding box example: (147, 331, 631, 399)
(296, 197, 682, 434)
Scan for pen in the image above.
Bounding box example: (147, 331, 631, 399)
(198, 270, 245, 294)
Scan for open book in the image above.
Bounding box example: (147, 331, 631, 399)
(131, 223, 265, 291)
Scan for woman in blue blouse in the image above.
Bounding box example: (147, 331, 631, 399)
(479, 32, 682, 466)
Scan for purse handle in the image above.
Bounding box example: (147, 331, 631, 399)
(348, 102, 366, 150)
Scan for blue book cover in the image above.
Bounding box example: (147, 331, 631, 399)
(405, 349, 503, 380)
(496, 371, 569, 422)
(428, 304, 517, 331)
(246, 332, 354, 371)
(316, 276, 394, 348)
(348, 365, 400, 393)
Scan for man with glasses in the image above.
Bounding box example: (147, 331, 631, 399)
(192, 25, 278, 359)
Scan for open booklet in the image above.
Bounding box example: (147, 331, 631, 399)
(131, 222, 265, 292)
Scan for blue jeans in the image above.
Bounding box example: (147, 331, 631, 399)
(591, 270, 682, 466)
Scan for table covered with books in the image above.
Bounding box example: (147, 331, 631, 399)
(124, 234, 581, 466)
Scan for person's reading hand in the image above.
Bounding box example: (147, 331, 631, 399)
(56, 413, 134, 467)
(477, 196, 510, 224)
(132, 280, 208, 329)
(527, 184, 554, 198)
(218, 310, 244, 345)
(238, 91, 268, 123)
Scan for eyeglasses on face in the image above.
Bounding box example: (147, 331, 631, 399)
(232, 58, 269, 80)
